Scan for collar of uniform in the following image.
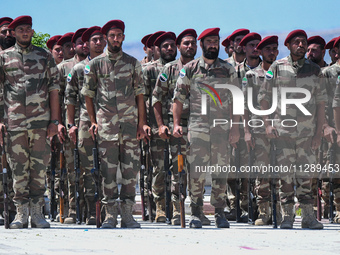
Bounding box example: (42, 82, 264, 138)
(15, 42, 33, 54)
(288, 54, 305, 69)
(159, 57, 168, 66)
(107, 48, 123, 61)
(199, 55, 221, 69)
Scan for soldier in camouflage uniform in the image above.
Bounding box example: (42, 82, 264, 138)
(144, 31, 165, 66)
(66, 26, 106, 225)
(243, 36, 281, 225)
(57, 28, 89, 224)
(0, 17, 15, 51)
(46, 35, 63, 65)
(226, 29, 249, 67)
(57, 32, 75, 61)
(140, 34, 153, 65)
(143, 31, 177, 222)
(326, 37, 339, 66)
(258, 29, 326, 229)
(307, 36, 328, 69)
(221, 36, 233, 58)
(81, 19, 149, 229)
(173, 27, 240, 228)
(0, 15, 62, 229)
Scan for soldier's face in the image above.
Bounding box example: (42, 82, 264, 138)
(307, 43, 324, 64)
(329, 48, 339, 63)
(243, 39, 260, 59)
(234, 35, 245, 54)
(74, 37, 89, 58)
(13, 24, 33, 47)
(178, 36, 197, 59)
(160, 39, 177, 62)
(153, 46, 160, 60)
(62, 42, 75, 60)
(201, 36, 219, 60)
(226, 44, 234, 57)
(0, 24, 15, 49)
(287, 36, 307, 59)
(51, 44, 64, 64)
(106, 28, 125, 53)
(260, 44, 279, 64)
(89, 34, 106, 54)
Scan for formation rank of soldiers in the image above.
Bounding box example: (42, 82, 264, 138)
(0, 15, 340, 230)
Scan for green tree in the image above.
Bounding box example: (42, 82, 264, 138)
(32, 31, 50, 49)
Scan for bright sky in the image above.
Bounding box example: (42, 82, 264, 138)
(4, 0, 339, 60)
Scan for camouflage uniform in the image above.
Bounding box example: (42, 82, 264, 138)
(0, 43, 59, 206)
(174, 56, 236, 209)
(81, 49, 144, 206)
(258, 55, 327, 206)
(226, 55, 241, 67)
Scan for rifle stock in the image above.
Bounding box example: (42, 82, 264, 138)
(74, 129, 81, 224)
(59, 130, 66, 224)
(178, 138, 185, 228)
(164, 130, 171, 224)
(91, 129, 101, 228)
(1, 127, 9, 229)
(140, 141, 147, 221)
(49, 136, 57, 222)
(317, 137, 324, 221)
(145, 141, 154, 222)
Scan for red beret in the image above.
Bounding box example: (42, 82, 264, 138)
(256, 35, 278, 50)
(46, 35, 62, 50)
(8, 15, 32, 30)
(325, 37, 338, 49)
(333, 37, 340, 49)
(175, 29, 197, 45)
(101, 20, 125, 35)
(154, 32, 176, 47)
(141, 34, 152, 46)
(72, 28, 87, 43)
(221, 37, 230, 47)
(228, 28, 250, 41)
(239, 32, 262, 47)
(284, 29, 307, 46)
(146, 31, 165, 48)
(82, 26, 102, 42)
(307, 35, 326, 49)
(57, 32, 74, 46)
(0, 17, 13, 27)
(198, 27, 220, 41)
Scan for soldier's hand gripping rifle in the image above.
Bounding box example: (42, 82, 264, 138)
(49, 135, 57, 222)
(1, 127, 9, 229)
(248, 134, 256, 225)
(164, 129, 172, 224)
(74, 129, 81, 224)
(178, 137, 186, 228)
(317, 137, 324, 221)
(270, 134, 278, 229)
(139, 141, 147, 221)
(329, 130, 337, 223)
(59, 128, 67, 224)
(91, 126, 101, 228)
(235, 144, 242, 223)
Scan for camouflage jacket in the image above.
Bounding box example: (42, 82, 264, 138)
(322, 62, 340, 126)
(258, 55, 327, 138)
(81, 49, 145, 141)
(65, 56, 91, 123)
(152, 58, 190, 125)
(226, 54, 243, 67)
(142, 57, 167, 129)
(236, 58, 262, 87)
(0, 43, 59, 131)
(173, 56, 237, 133)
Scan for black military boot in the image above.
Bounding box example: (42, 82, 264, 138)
(215, 208, 230, 228)
(189, 205, 202, 228)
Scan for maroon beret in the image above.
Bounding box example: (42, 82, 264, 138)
(256, 35, 278, 50)
(307, 35, 326, 49)
(8, 15, 32, 30)
(82, 26, 102, 42)
(221, 37, 230, 47)
(57, 32, 74, 46)
(325, 37, 338, 49)
(333, 37, 340, 49)
(46, 35, 62, 50)
(198, 27, 220, 41)
(72, 28, 87, 43)
(239, 32, 262, 47)
(154, 32, 176, 47)
(175, 29, 197, 45)
(0, 17, 13, 27)
(101, 19, 125, 35)
(284, 29, 307, 46)
(228, 28, 250, 41)
(146, 31, 165, 48)
(141, 34, 152, 46)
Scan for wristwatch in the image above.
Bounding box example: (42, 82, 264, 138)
(68, 123, 75, 129)
(50, 119, 59, 125)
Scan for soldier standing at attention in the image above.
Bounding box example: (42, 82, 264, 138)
(82, 19, 149, 228)
(0, 17, 15, 51)
(46, 35, 63, 65)
(307, 36, 328, 69)
(140, 33, 153, 65)
(0, 15, 62, 229)
(226, 28, 249, 67)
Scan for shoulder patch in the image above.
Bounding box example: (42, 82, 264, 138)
(265, 70, 273, 80)
(67, 73, 72, 82)
(242, 77, 248, 87)
(179, 68, 186, 78)
(159, 73, 168, 82)
(84, 65, 90, 75)
(337, 75, 340, 85)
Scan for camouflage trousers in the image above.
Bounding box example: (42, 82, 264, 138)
(7, 129, 50, 206)
(187, 130, 230, 208)
(99, 134, 139, 205)
(276, 136, 316, 205)
(253, 134, 280, 204)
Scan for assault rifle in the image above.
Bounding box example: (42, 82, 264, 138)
(91, 127, 101, 228)
(270, 135, 278, 229)
(74, 129, 81, 224)
(235, 144, 242, 223)
(317, 137, 324, 221)
(1, 127, 9, 228)
(329, 131, 337, 223)
(59, 128, 67, 223)
(178, 137, 186, 228)
(164, 129, 171, 224)
(248, 138, 256, 225)
(139, 141, 147, 221)
(49, 135, 58, 222)
(145, 140, 154, 222)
